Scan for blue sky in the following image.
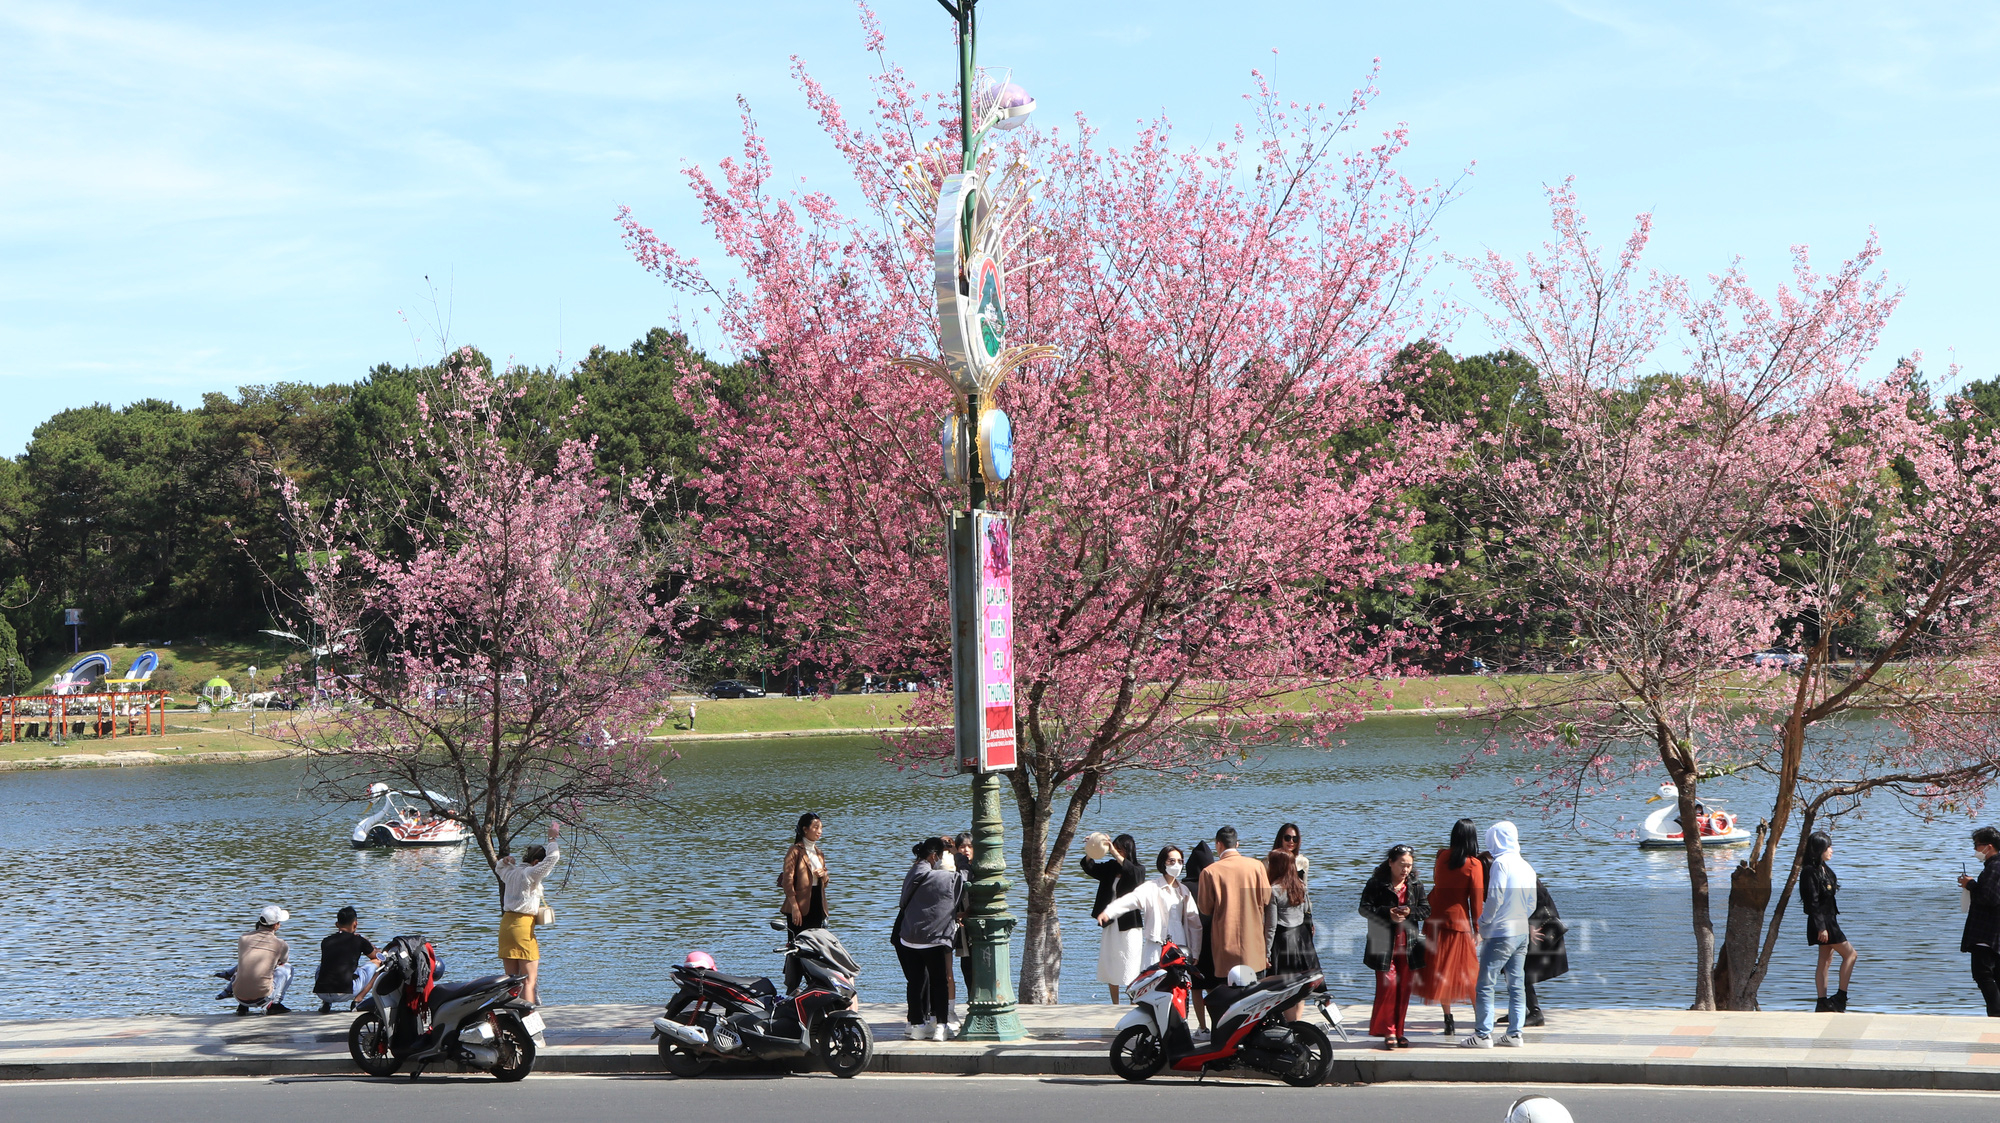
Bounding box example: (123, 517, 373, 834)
(3, 1, 1996, 454)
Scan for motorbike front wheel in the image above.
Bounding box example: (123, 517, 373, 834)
(348, 1011, 402, 1077)
(1109, 1024, 1166, 1082)
(489, 1018, 537, 1083)
(1277, 1020, 1333, 1087)
(816, 1017, 874, 1078)
(657, 1036, 715, 1078)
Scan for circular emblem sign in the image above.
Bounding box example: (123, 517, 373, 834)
(979, 408, 1014, 482)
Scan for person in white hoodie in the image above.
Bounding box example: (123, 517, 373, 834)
(1462, 821, 1537, 1048)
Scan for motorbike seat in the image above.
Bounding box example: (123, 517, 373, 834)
(427, 973, 510, 1004)
(702, 970, 779, 998)
(1204, 975, 1294, 1020)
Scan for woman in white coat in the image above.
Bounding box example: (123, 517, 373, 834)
(1097, 845, 1207, 1032)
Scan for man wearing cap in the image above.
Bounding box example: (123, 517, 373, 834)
(312, 906, 377, 1015)
(232, 905, 294, 1015)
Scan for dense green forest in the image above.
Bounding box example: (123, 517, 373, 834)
(9, 329, 1969, 687)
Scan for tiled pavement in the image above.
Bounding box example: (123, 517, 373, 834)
(6, 1000, 2000, 1089)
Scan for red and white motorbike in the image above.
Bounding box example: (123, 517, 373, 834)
(1108, 940, 1340, 1086)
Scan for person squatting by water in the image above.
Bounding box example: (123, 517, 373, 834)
(1463, 821, 1536, 1049)
(1799, 830, 1858, 1012)
(312, 905, 379, 1015)
(1098, 844, 1206, 1032)
(895, 836, 966, 1041)
(1415, 818, 1483, 1037)
(1081, 832, 1146, 1002)
(1360, 844, 1429, 1049)
(1961, 825, 2000, 1016)
(781, 812, 829, 937)
(497, 822, 560, 1007)
(233, 904, 294, 1015)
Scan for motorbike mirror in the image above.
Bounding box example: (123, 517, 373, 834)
(768, 918, 787, 931)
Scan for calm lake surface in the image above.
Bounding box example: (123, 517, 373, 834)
(2, 715, 1986, 1019)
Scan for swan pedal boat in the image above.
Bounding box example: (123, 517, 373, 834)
(351, 783, 470, 849)
(1638, 781, 1753, 848)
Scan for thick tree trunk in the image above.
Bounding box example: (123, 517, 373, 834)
(1714, 711, 1808, 1010)
(1017, 878, 1063, 1005)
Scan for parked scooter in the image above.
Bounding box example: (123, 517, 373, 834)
(347, 935, 546, 1081)
(1109, 941, 1338, 1086)
(651, 923, 874, 1078)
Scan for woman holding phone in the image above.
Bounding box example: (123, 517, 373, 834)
(1799, 831, 1858, 1012)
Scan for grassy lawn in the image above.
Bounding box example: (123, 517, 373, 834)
(0, 710, 297, 762)
(658, 692, 920, 737)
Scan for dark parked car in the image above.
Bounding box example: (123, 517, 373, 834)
(705, 680, 767, 699)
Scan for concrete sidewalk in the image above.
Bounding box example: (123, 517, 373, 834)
(7, 1000, 2000, 1090)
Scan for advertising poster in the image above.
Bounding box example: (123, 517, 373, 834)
(977, 512, 1017, 771)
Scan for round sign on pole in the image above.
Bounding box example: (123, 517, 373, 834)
(979, 408, 1014, 482)
(941, 412, 969, 484)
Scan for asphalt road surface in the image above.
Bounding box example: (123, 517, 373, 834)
(5, 1075, 1998, 1123)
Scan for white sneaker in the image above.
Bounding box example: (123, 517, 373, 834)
(1497, 1034, 1524, 1048)
(907, 1021, 932, 1041)
(944, 1021, 961, 1040)
(932, 1021, 951, 1042)
(1458, 1034, 1493, 1049)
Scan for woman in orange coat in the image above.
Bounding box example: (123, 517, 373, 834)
(1413, 818, 1484, 1036)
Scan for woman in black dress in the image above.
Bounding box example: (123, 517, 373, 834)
(1799, 831, 1859, 1011)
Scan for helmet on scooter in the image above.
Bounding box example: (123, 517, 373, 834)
(1226, 965, 1256, 987)
(1505, 1095, 1574, 1123)
(684, 950, 716, 970)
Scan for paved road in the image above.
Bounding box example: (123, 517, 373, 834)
(6, 1074, 2000, 1122)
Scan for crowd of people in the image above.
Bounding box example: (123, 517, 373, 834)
(218, 809, 2000, 1040)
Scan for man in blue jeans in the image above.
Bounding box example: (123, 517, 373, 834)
(1462, 821, 1537, 1048)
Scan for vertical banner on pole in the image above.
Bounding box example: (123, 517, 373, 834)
(976, 511, 1016, 771)
(950, 511, 1016, 774)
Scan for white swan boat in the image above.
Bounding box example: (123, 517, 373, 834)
(351, 783, 470, 849)
(1638, 781, 1753, 848)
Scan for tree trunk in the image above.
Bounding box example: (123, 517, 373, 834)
(1714, 710, 1808, 1009)
(1017, 877, 1063, 1005)
(1674, 779, 1718, 1010)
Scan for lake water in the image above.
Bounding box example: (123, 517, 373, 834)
(1, 716, 1986, 1019)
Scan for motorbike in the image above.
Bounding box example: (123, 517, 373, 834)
(651, 923, 874, 1078)
(347, 935, 546, 1081)
(1108, 940, 1339, 1086)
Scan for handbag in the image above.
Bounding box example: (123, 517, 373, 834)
(534, 899, 555, 927)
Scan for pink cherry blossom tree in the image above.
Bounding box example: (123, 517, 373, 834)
(270, 348, 679, 896)
(1461, 182, 1903, 1009)
(1709, 372, 2000, 1008)
(619, 17, 1456, 1000)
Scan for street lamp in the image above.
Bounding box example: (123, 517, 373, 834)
(903, 0, 1054, 1044)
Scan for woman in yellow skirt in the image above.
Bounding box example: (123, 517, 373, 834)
(497, 822, 560, 1005)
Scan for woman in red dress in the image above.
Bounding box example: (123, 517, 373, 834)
(1414, 818, 1484, 1036)
(1359, 844, 1429, 1049)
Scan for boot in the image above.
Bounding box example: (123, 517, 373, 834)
(1523, 1008, 1546, 1028)
(1833, 990, 1848, 1012)
(1442, 1011, 1456, 1036)
(1814, 995, 1830, 1012)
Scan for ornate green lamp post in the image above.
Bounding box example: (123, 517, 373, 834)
(910, 0, 1046, 1042)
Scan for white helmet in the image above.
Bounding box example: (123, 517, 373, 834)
(1506, 1095, 1574, 1123)
(1226, 965, 1256, 987)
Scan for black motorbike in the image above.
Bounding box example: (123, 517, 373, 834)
(347, 935, 545, 1082)
(651, 924, 874, 1078)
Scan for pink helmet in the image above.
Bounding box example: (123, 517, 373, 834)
(683, 950, 716, 971)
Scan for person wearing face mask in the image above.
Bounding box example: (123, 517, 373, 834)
(1098, 845, 1208, 1031)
